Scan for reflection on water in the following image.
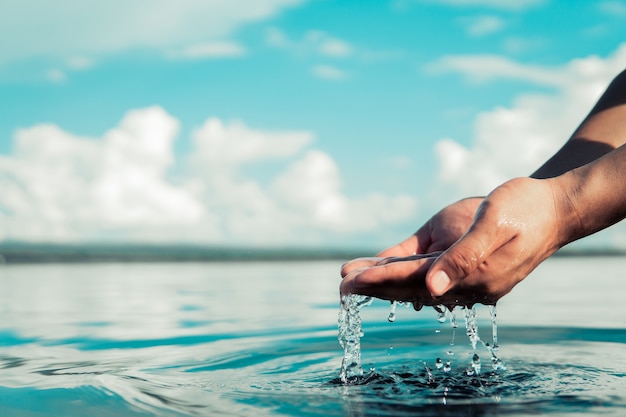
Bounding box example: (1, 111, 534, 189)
(0, 258, 625, 416)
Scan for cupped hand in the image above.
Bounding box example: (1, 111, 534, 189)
(425, 177, 566, 304)
(340, 177, 567, 308)
(380, 196, 483, 257)
(340, 254, 439, 309)
(340, 197, 482, 279)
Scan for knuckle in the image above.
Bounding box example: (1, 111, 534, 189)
(445, 247, 480, 278)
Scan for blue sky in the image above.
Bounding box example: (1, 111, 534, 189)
(1, 0, 626, 249)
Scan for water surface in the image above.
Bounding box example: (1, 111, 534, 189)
(0, 257, 625, 416)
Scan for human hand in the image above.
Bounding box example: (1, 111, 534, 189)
(340, 253, 440, 309)
(425, 176, 566, 304)
(381, 196, 483, 256)
(340, 197, 482, 309)
(341, 177, 566, 307)
(341, 197, 482, 278)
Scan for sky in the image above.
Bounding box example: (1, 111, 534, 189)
(1, 0, 626, 250)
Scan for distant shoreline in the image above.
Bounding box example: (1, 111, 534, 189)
(0, 243, 624, 264)
(0, 243, 371, 264)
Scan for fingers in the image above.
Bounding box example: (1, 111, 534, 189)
(341, 252, 441, 278)
(375, 252, 442, 265)
(425, 217, 500, 297)
(340, 257, 436, 302)
(340, 257, 385, 277)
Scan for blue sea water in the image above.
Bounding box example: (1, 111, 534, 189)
(0, 257, 625, 416)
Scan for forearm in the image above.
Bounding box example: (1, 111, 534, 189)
(551, 143, 626, 245)
(532, 69, 626, 179)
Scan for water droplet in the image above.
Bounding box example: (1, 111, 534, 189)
(443, 361, 451, 372)
(388, 300, 397, 322)
(472, 353, 481, 375)
(435, 329, 441, 334)
(435, 358, 443, 369)
(424, 362, 434, 383)
(491, 357, 506, 371)
(435, 305, 447, 323)
(450, 307, 458, 329)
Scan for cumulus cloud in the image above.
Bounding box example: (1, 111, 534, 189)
(0, 108, 416, 245)
(431, 43, 626, 198)
(191, 118, 313, 170)
(0, 0, 302, 66)
(1, 107, 209, 242)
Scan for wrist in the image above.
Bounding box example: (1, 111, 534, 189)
(547, 172, 585, 247)
(548, 147, 626, 245)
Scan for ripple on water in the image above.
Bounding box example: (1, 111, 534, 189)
(330, 299, 626, 416)
(1, 323, 626, 417)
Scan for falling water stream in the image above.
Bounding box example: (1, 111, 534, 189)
(338, 296, 506, 384)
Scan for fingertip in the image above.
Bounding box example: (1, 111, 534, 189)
(340, 257, 384, 278)
(339, 274, 353, 296)
(427, 270, 451, 297)
(339, 267, 367, 296)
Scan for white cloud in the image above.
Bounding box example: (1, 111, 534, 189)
(598, 1, 626, 16)
(0, 0, 302, 66)
(266, 28, 354, 59)
(46, 68, 67, 83)
(305, 30, 353, 57)
(430, 43, 626, 198)
(270, 151, 417, 234)
(265, 27, 291, 48)
(168, 41, 246, 59)
(429, 0, 545, 10)
(190, 117, 313, 171)
(501, 36, 546, 54)
(1, 107, 210, 242)
(66, 56, 96, 70)
(461, 15, 505, 37)
(426, 54, 563, 86)
(0, 108, 416, 245)
(312, 64, 348, 81)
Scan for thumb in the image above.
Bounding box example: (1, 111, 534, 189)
(425, 224, 496, 297)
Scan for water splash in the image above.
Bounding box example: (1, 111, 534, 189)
(338, 298, 506, 383)
(338, 294, 372, 383)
